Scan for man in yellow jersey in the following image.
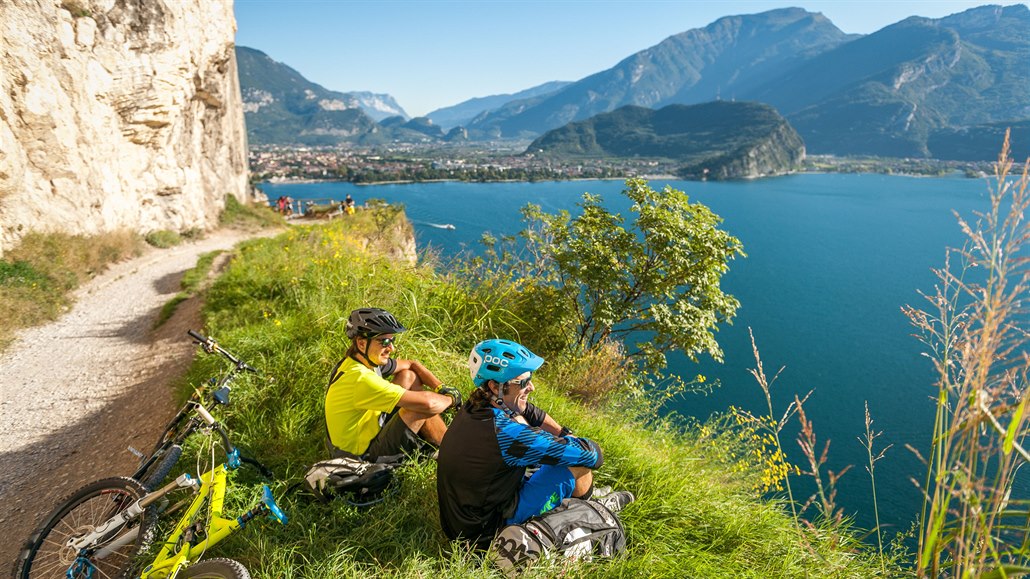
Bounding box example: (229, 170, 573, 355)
(325, 307, 462, 460)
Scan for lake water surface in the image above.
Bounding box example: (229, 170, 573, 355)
(261, 173, 993, 537)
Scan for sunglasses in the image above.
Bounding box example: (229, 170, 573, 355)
(507, 375, 532, 389)
(374, 337, 397, 347)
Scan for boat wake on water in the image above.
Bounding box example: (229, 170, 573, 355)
(417, 222, 456, 230)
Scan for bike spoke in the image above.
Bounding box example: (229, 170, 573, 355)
(25, 556, 68, 577)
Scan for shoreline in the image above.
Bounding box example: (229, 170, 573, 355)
(254, 168, 975, 189)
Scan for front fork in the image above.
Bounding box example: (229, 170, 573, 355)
(68, 473, 200, 554)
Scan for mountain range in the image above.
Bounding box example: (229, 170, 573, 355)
(468, 5, 1028, 158)
(237, 46, 406, 145)
(237, 5, 1029, 160)
(426, 81, 572, 130)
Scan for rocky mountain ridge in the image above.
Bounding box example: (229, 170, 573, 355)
(0, 0, 249, 256)
(529, 102, 805, 179)
(237, 46, 407, 145)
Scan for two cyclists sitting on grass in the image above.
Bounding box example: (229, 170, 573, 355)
(323, 310, 631, 552)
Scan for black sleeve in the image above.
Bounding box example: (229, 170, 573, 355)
(521, 402, 546, 428)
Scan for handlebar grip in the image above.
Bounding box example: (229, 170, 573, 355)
(188, 329, 207, 343)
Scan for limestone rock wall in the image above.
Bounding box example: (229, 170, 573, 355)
(0, 0, 248, 255)
(680, 121, 806, 180)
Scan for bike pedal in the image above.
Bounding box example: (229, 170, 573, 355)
(127, 446, 145, 459)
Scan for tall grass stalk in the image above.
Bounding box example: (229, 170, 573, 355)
(747, 329, 801, 527)
(794, 394, 852, 532)
(859, 401, 892, 573)
(906, 133, 1030, 577)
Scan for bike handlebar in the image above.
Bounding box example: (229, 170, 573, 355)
(187, 329, 259, 373)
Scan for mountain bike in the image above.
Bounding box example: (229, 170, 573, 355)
(13, 330, 286, 579)
(131, 330, 261, 491)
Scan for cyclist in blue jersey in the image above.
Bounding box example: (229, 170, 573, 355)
(436, 339, 623, 549)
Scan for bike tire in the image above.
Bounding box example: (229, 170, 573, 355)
(182, 558, 252, 579)
(12, 477, 156, 579)
(140, 444, 183, 491)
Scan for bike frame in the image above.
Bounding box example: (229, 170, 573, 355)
(64, 447, 283, 579)
(141, 463, 239, 579)
(131, 330, 258, 486)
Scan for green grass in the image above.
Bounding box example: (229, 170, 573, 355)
(154, 250, 224, 327)
(171, 208, 893, 578)
(0, 231, 144, 351)
(221, 195, 287, 229)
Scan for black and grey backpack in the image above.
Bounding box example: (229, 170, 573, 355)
(303, 455, 398, 506)
(488, 497, 627, 574)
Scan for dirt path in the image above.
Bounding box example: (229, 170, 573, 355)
(0, 227, 277, 569)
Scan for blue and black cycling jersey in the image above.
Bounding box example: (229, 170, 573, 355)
(436, 401, 602, 549)
(494, 408, 602, 469)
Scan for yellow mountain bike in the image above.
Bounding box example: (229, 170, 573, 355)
(13, 333, 286, 579)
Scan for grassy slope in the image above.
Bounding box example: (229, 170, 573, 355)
(184, 212, 888, 578)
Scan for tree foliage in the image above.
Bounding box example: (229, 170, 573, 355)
(521, 178, 744, 372)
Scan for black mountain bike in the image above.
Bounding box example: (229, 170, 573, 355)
(130, 329, 262, 491)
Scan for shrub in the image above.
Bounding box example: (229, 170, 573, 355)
(145, 229, 183, 248)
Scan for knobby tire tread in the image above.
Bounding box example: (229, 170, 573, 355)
(182, 557, 252, 579)
(140, 444, 183, 491)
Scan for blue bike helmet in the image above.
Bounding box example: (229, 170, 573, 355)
(468, 339, 544, 387)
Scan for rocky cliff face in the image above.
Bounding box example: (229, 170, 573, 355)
(680, 121, 806, 180)
(0, 0, 248, 256)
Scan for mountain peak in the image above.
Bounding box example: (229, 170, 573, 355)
(236, 45, 409, 145)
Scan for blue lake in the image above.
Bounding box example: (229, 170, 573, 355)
(260, 173, 994, 537)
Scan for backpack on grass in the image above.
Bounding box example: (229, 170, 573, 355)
(488, 497, 627, 574)
(303, 455, 399, 506)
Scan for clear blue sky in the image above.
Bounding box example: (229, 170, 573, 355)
(234, 0, 1028, 117)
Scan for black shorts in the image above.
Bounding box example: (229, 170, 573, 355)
(364, 411, 424, 461)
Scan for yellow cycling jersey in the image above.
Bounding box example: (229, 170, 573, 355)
(325, 357, 405, 455)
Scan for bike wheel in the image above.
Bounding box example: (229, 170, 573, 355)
(13, 477, 155, 579)
(139, 444, 183, 491)
(183, 558, 252, 579)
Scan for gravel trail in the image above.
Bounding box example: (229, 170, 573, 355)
(0, 228, 274, 569)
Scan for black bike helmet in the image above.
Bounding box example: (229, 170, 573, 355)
(345, 308, 406, 339)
